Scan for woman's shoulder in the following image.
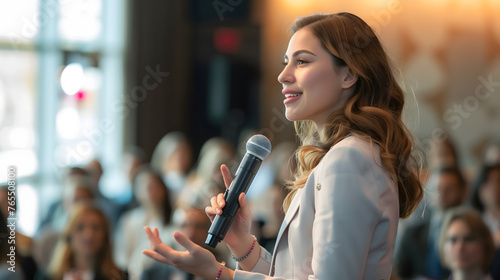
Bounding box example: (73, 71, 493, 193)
(323, 135, 381, 168)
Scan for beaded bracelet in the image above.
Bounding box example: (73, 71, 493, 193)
(231, 235, 257, 262)
(216, 261, 225, 280)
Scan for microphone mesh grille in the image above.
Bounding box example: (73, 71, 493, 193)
(246, 135, 272, 160)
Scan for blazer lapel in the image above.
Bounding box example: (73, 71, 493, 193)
(270, 188, 302, 272)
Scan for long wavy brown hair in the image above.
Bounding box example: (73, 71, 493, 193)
(283, 13, 423, 218)
(48, 203, 123, 279)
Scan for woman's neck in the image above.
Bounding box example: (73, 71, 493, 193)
(143, 204, 163, 221)
(452, 268, 484, 280)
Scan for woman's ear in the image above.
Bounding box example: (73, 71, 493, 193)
(341, 67, 358, 89)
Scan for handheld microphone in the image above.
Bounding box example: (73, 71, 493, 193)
(205, 134, 272, 248)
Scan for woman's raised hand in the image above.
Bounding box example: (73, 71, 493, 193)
(205, 164, 253, 249)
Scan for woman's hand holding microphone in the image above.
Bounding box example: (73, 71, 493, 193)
(205, 164, 261, 271)
(142, 164, 260, 279)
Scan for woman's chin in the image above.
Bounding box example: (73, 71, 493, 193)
(284, 111, 300, 122)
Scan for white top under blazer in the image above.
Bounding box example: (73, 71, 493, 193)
(233, 136, 399, 280)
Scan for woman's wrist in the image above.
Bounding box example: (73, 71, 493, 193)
(228, 234, 261, 272)
(231, 235, 257, 262)
(211, 261, 234, 280)
(228, 234, 256, 259)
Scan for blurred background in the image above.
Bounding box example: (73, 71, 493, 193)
(0, 0, 499, 279)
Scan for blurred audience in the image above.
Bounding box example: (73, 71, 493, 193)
(24, 133, 498, 280)
(178, 137, 235, 209)
(85, 158, 121, 228)
(439, 207, 495, 280)
(394, 166, 467, 279)
(37, 168, 94, 234)
(34, 168, 95, 270)
(116, 147, 147, 213)
(39, 203, 127, 280)
(470, 163, 500, 247)
(114, 165, 175, 279)
(403, 136, 462, 228)
(151, 132, 193, 205)
(429, 136, 461, 170)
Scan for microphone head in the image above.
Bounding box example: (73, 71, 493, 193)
(246, 134, 272, 160)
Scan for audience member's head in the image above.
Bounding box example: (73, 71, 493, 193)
(123, 146, 146, 182)
(151, 131, 192, 176)
(62, 168, 94, 211)
(133, 165, 173, 225)
(439, 208, 495, 277)
(178, 207, 211, 247)
(48, 203, 122, 280)
(85, 159, 103, 191)
(433, 166, 467, 211)
(429, 136, 459, 170)
(471, 163, 500, 213)
(194, 137, 235, 186)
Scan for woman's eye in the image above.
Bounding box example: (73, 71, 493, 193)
(282, 61, 288, 66)
(297, 59, 307, 65)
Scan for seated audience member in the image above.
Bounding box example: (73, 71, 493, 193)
(401, 136, 462, 232)
(37, 168, 94, 234)
(40, 203, 127, 280)
(141, 207, 232, 280)
(116, 146, 147, 211)
(114, 166, 175, 279)
(394, 166, 467, 279)
(151, 132, 193, 205)
(0, 211, 38, 280)
(429, 137, 461, 170)
(34, 170, 95, 270)
(439, 207, 495, 280)
(85, 158, 121, 228)
(470, 163, 500, 247)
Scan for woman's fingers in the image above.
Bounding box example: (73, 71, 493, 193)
(142, 249, 171, 265)
(144, 226, 172, 257)
(144, 226, 159, 244)
(173, 231, 197, 253)
(220, 164, 233, 189)
(217, 193, 225, 208)
(205, 206, 216, 222)
(238, 192, 251, 218)
(209, 196, 222, 215)
(143, 227, 185, 266)
(153, 227, 160, 239)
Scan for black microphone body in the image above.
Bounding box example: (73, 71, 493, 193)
(205, 153, 262, 248)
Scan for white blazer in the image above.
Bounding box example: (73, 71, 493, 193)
(233, 136, 399, 280)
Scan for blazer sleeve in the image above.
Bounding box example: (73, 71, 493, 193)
(309, 144, 381, 279)
(234, 145, 383, 280)
(236, 246, 272, 273)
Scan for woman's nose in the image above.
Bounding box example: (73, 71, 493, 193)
(277, 65, 294, 85)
